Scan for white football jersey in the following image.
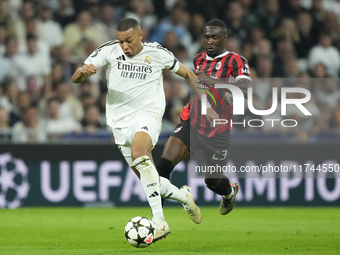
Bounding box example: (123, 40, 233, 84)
(85, 40, 179, 128)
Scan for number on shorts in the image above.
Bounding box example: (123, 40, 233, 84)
(212, 150, 228, 160)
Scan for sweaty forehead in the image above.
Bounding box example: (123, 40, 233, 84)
(204, 26, 223, 36)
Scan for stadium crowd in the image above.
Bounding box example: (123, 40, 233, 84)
(0, 0, 340, 143)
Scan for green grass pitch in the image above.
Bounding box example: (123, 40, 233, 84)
(0, 207, 339, 255)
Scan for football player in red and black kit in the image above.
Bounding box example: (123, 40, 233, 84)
(157, 19, 252, 215)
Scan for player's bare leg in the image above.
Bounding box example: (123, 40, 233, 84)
(131, 131, 169, 242)
(157, 136, 202, 224)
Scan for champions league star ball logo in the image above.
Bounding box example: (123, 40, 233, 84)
(0, 153, 30, 209)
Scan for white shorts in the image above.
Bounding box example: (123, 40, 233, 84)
(111, 113, 162, 166)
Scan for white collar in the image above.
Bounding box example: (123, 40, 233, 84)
(205, 51, 230, 60)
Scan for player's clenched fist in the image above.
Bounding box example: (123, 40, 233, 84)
(72, 63, 97, 83)
(81, 64, 97, 76)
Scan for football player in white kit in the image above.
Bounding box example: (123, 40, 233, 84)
(72, 18, 218, 242)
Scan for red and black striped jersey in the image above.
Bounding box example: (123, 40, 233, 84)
(180, 51, 251, 137)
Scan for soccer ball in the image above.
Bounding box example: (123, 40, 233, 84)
(124, 216, 155, 248)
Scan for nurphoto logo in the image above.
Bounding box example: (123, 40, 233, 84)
(200, 83, 311, 128)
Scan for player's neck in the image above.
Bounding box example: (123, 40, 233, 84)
(207, 49, 227, 59)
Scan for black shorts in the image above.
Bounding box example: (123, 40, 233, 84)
(171, 118, 231, 166)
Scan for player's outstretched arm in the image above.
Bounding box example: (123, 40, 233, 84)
(175, 63, 208, 102)
(175, 63, 219, 126)
(72, 64, 97, 83)
(195, 71, 251, 95)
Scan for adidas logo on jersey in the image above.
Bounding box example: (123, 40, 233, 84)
(149, 191, 159, 198)
(141, 126, 148, 131)
(116, 55, 126, 61)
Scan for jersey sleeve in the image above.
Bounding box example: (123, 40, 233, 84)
(157, 45, 179, 73)
(230, 54, 251, 81)
(84, 46, 108, 70)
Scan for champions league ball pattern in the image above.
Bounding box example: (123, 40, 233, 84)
(124, 216, 155, 248)
(0, 153, 30, 208)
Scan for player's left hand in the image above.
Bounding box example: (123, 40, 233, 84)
(206, 108, 220, 127)
(195, 71, 215, 85)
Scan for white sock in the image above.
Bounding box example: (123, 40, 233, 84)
(159, 177, 187, 204)
(133, 156, 163, 219)
(223, 186, 235, 199)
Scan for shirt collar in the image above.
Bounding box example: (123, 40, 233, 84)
(205, 51, 229, 60)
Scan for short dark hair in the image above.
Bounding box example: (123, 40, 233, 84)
(117, 18, 140, 32)
(205, 19, 227, 36)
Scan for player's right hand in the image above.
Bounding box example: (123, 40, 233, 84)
(206, 108, 220, 127)
(80, 64, 97, 77)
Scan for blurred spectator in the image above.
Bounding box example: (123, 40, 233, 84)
(125, 0, 157, 31)
(4, 36, 20, 60)
(0, 49, 14, 85)
(237, 0, 259, 28)
(161, 105, 182, 135)
(51, 63, 65, 91)
(323, 0, 340, 16)
(25, 19, 50, 59)
(259, 0, 282, 41)
(41, 97, 81, 138)
(296, 11, 318, 59)
(93, 4, 117, 44)
(80, 92, 96, 110)
(308, 30, 340, 77)
(0, 24, 7, 55)
(223, 1, 250, 46)
(163, 31, 179, 53)
(63, 10, 102, 57)
(324, 12, 339, 40)
(12, 106, 46, 142)
(311, 62, 331, 78)
(55, 45, 73, 82)
(0, 82, 20, 114)
(284, 58, 302, 78)
(13, 34, 52, 92)
(273, 18, 300, 48)
(315, 78, 340, 109)
(0, 107, 11, 141)
(13, 1, 37, 51)
(286, 94, 320, 133)
(310, 0, 327, 30)
(0, 107, 10, 128)
(225, 38, 242, 54)
(37, 5, 64, 53)
(55, 82, 84, 122)
(9, 91, 31, 126)
(79, 80, 99, 101)
(0, 0, 17, 38)
(150, 1, 192, 50)
(281, 0, 308, 19)
(273, 40, 296, 77)
(256, 56, 273, 78)
(55, 0, 76, 28)
(81, 105, 105, 133)
(174, 44, 192, 70)
(243, 28, 268, 64)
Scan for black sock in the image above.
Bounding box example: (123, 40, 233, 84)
(156, 158, 175, 206)
(156, 158, 174, 180)
(210, 176, 232, 196)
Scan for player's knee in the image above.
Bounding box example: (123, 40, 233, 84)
(131, 149, 147, 162)
(205, 178, 219, 190)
